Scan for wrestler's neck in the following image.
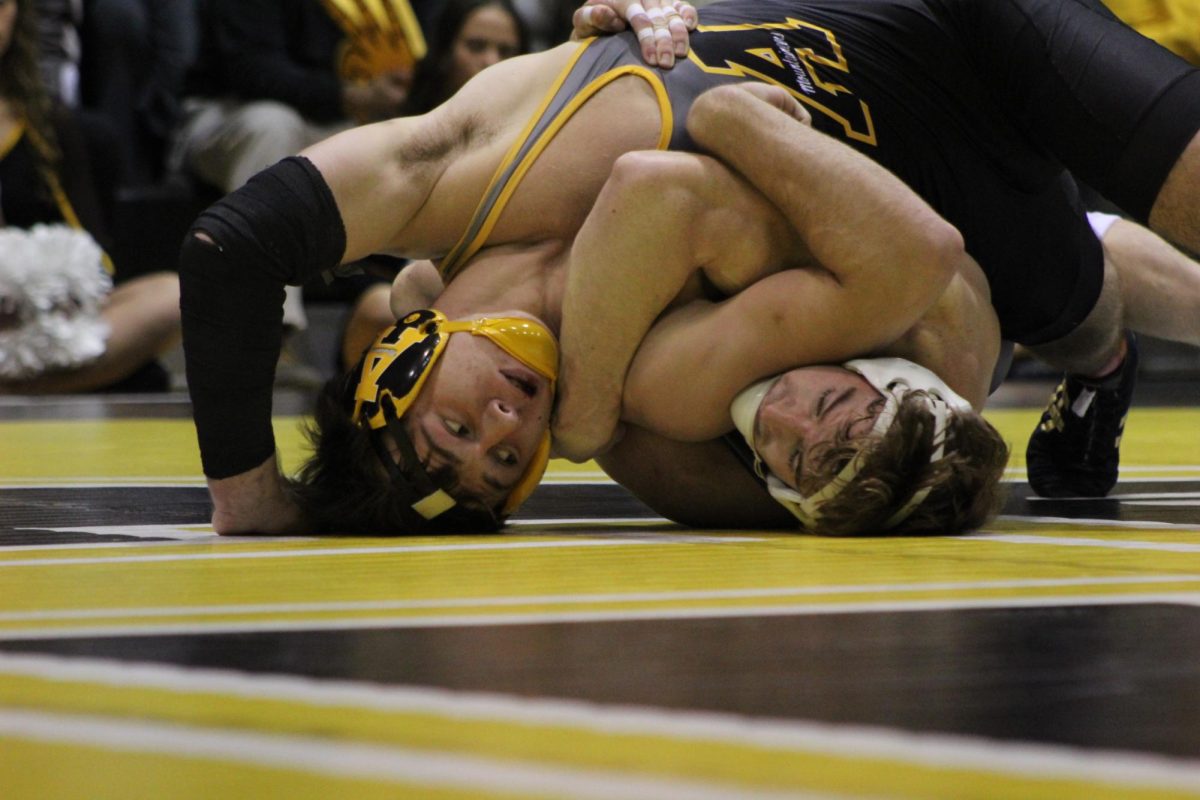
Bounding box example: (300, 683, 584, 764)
(434, 239, 568, 334)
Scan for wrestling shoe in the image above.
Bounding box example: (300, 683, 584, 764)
(1025, 332, 1139, 497)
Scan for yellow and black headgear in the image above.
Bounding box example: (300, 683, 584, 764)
(351, 309, 558, 531)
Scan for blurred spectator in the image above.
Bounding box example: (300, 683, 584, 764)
(339, 0, 530, 370)
(171, 0, 423, 361)
(173, 0, 423, 192)
(512, 0, 574, 50)
(402, 0, 528, 114)
(33, 0, 196, 188)
(31, 0, 79, 103)
(0, 0, 180, 392)
(1104, 0, 1200, 64)
(79, 0, 197, 186)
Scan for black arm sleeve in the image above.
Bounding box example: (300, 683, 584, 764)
(179, 156, 347, 478)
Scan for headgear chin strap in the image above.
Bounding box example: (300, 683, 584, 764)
(730, 358, 972, 530)
(352, 309, 558, 526)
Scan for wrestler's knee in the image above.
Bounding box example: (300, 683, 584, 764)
(1026, 255, 1124, 375)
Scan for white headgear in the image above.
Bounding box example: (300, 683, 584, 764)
(730, 358, 972, 530)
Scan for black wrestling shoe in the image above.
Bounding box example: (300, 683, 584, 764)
(1025, 333, 1138, 497)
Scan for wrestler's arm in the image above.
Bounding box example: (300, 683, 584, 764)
(187, 116, 446, 535)
(186, 57, 536, 535)
(597, 425, 797, 528)
(555, 84, 964, 453)
(389, 260, 445, 316)
(623, 85, 965, 440)
(553, 149, 800, 460)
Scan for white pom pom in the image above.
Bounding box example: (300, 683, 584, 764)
(0, 225, 112, 380)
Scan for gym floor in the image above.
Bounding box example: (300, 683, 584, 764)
(1, 378, 1199, 799)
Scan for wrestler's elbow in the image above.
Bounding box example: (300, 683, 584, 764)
(177, 228, 222, 281)
(608, 150, 678, 188)
(915, 217, 966, 294)
(607, 151, 708, 219)
(686, 84, 745, 137)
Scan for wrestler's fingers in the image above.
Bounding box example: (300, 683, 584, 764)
(645, 5, 677, 68)
(654, 3, 690, 60)
(621, 3, 662, 66)
(574, 0, 685, 67)
(571, 2, 625, 40)
(673, 1, 699, 30)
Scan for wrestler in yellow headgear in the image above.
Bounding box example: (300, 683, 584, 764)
(352, 309, 557, 530)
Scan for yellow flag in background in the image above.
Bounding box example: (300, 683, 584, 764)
(320, 0, 428, 82)
(1105, 0, 1200, 64)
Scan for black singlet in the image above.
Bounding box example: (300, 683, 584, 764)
(655, 0, 1200, 344)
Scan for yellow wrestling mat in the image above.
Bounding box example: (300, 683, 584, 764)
(2, 399, 1200, 799)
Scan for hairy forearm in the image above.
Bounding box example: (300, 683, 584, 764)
(553, 153, 715, 459)
(561, 159, 702, 389)
(554, 151, 766, 460)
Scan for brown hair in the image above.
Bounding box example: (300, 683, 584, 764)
(801, 392, 1010, 536)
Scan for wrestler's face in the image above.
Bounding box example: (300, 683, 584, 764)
(753, 366, 882, 492)
(447, 4, 522, 91)
(403, 325, 552, 510)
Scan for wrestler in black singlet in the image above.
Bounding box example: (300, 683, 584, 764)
(657, 0, 1200, 345)
(181, 0, 1200, 482)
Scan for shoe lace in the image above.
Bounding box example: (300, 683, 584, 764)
(1039, 380, 1069, 433)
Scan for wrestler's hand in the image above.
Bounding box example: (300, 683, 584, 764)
(551, 380, 627, 462)
(208, 455, 309, 535)
(727, 82, 813, 126)
(571, 0, 698, 69)
(389, 260, 445, 318)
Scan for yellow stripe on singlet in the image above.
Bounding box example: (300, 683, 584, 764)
(439, 41, 674, 281)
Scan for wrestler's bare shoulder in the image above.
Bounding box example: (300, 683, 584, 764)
(310, 41, 673, 259)
(399, 41, 670, 249)
(303, 45, 580, 260)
